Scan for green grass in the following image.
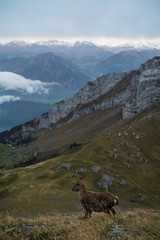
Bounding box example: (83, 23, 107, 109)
(0, 143, 14, 169)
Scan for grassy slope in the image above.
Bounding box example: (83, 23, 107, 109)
(0, 104, 160, 217)
(0, 210, 160, 240)
(13, 106, 122, 166)
(0, 144, 14, 169)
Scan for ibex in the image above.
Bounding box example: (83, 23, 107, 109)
(72, 177, 119, 218)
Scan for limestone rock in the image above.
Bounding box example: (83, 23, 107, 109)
(69, 174, 75, 178)
(119, 180, 126, 185)
(34, 152, 37, 157)
(59, 163, 71, 170)
(97, 174, 114, 190)
(109, 225, 124, 240)
(76, 168, 87, 174)
(113, 148, 118, 152)
(92, 165, 101, 173)
(137, 194, 144, 201)
(135, 135, 140, 139)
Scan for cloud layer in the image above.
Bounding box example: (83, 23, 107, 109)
(0, 95, 20, 104)
(0, 72, 59, 94)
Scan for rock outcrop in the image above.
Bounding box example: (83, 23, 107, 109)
(21, 56, 160, 133)
(97, 174, 114, 190)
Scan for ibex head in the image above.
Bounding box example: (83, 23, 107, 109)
(72, 176, 85, 192)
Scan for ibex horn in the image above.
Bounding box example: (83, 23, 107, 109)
(79, 176, 85, 181)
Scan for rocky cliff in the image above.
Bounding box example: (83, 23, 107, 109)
(21, 56, 160, 134)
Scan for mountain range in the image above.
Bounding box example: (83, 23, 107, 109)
(0, 41, 112, 60)
(0, 41, 160, 133)
(1, 39, 160, 59)
(1, 46, 160, 81)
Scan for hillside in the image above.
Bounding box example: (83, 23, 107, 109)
(0, 103, 160, 216)
(3, 56, 158, 141)
(0, 56, 159, 222)
(0, 56, 160, 163)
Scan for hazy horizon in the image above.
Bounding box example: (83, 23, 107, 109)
(0, 0, 160, 45)
(0, 37, 160, 50)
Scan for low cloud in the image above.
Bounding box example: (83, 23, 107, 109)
(0, 95, 20, 104)
(0, 72, 59, 94)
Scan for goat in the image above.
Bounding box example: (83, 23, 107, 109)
(72, 177, 119, 218)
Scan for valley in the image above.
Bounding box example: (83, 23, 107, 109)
(0, 43, 159, 233)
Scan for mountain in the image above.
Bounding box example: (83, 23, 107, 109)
(69, 49, 160, 79)
(0, 41, 51, 60)
(0, 100, 51, 132)
(0, 56, 160, 153)
(0, 52, 91, 89)
(0, 57, 160, 216)
(17, 56, 159, 133)
(95, 49, 160, 76)
(63, 41, 113, 58)
(69, 56, 107, 79)
(0, 52, 92, 132)
(0, 41, 112, 60)
(100, 40, 160, 53)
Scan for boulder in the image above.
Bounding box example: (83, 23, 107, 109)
(69, 174, 75, 178)
(59, 163, 71, 170)
(109, 225, 124, 240)
(113, 148, 118, 152)
(135, 135, 140, 139)
(92, 165, 101, 173)
(124, 132, 128, 136)
(119, 180, 126, 185)
(76, 168, 87, 174)
(97, 174, 114, 190)
(137, 194, 144, 201)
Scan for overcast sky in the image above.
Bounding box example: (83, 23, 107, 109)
(0, 0, 160, 42)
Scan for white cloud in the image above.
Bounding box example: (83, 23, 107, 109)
(0, 95, 20, 104)
(0, 72, 59, 94)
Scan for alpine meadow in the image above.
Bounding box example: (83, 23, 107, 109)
(0, 0, 160, 239)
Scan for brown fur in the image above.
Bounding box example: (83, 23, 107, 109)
(72, 178, 119, 218)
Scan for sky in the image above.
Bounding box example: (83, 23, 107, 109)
(0, 0, 160, 43)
